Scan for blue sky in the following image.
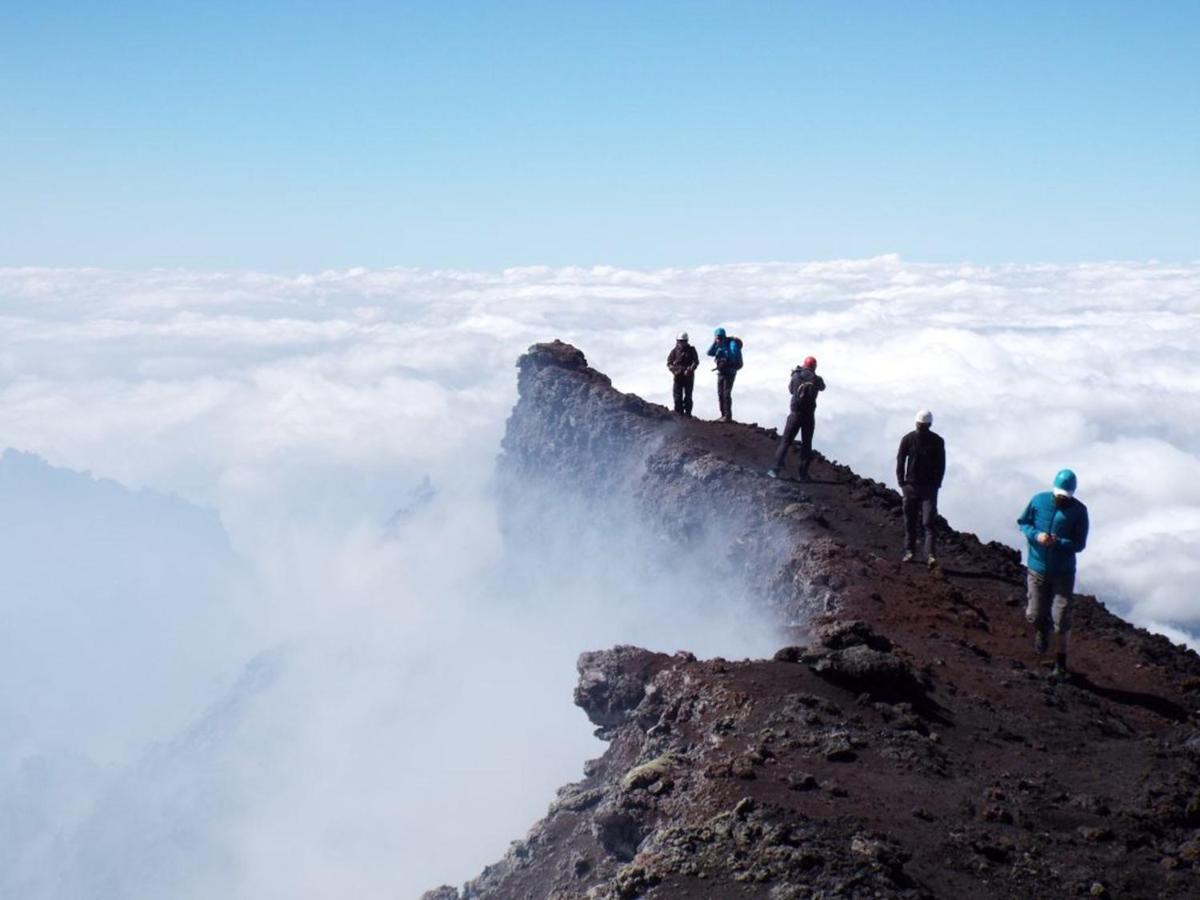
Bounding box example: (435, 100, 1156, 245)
(2, 1, 1197, 269)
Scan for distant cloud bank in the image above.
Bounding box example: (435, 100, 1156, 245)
(2, 257, 1198, 635)
(1, 258, 1198, 895)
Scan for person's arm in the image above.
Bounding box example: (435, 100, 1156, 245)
(706, 342, 718, 358)
(934, 437, 946, 489)
(1055, 505, 1089, 554)
(815, 375, 826, 392)
(688, 346, 699, 370)
(1017, 498, 1041, 544)
(666, 350, 675, 370)
(896, 435, 909, 486)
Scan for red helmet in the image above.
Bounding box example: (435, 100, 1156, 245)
(803, 356, 817, 370)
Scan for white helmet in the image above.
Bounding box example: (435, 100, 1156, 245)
(915, 409, 933, 426)
(676, 331, 688, 341)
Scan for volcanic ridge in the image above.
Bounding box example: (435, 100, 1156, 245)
(425, 341, 1200, 899)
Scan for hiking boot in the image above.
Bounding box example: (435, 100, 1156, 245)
(927, 556, 938, 569)
(766, 468, 779, 479)
(1050, 661, 1069, 680)
(1034, 631, 1048, 654)
(902, 550, 915, 563)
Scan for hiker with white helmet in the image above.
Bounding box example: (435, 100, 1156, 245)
(666, 332, 699, 417)
(896, 409, 946, 567)
(1018, 469, 1089, 677)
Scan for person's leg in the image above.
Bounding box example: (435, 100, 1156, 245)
(771, 413, 802, 472)
(797, 414, 814, 477)
(902, 486, 919, 557)
(1026, 569, 1052, 654)
(1050, 573, 1075, 673)
(923, 489, 939, 560)
(716, 373, 729, 419)
(672, 377, 684, 414)
(725, 371, 737, 420)
(682, 373, 694, 416)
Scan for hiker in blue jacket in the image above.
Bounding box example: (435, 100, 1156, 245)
(1017, 469, 1089, 677)
(707, 328, 744, 422)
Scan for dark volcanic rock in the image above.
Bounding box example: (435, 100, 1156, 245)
(431, 342, 1200, 900)
(498, 342, 844, 622)
(574, 646, 667, 731)
(806, 643, 928, 703)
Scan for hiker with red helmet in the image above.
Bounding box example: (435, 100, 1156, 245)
(766, 356, 825, 482)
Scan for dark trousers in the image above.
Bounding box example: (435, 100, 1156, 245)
(717, 370, 736, 419)
(902, 484, 939, 557)
(672, 373, 694, 415)
(772, 411, 815, 474)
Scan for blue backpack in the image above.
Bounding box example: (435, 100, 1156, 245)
(726, 337, 744, 371)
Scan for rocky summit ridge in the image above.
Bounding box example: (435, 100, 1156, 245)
(425, 341, 1200, 899)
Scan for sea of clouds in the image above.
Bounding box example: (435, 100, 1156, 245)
(1, 256, 1198, 897)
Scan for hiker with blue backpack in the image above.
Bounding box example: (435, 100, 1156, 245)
(766, 356, 825, 481)
(1018, 469, 1090, 678)
(707, 327, 744, 421)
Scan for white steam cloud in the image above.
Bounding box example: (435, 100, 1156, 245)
(1, 257, 1198, 896)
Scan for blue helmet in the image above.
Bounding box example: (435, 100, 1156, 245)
(714, 327, 726, 338)
(1052, 468, 1077, 497)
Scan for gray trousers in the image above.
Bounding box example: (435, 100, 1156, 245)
(1026, 569, 1074, 638)
(902, 484, 938, 557)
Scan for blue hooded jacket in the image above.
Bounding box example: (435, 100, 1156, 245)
(707, 335, 743, 371)
(1017, 491, 1089, 577)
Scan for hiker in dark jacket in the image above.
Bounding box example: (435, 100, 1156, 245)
(766, 357, 825, 481)
(706, 328, 744, 422)
(896, 409, 946, 568)
(1018, 469, 1089, 677)
(666, 332, 699, 416)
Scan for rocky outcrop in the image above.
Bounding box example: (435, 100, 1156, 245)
(498, 341, 861, 623)
(430, 343, 1200, 899)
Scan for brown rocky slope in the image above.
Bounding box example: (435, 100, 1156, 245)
(425, 342, 1200, 899)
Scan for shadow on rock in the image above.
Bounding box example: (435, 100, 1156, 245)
(1069, 673, 1189, 723)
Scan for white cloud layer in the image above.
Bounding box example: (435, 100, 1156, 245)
(1, 257, 1199, 896)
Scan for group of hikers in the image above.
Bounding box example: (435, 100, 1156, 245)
(667, 329, 1090, 679)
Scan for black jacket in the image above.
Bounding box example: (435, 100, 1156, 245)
(667, 342, 699, 376)
(896, 427, 946, 489)
(788, 367, 826, 414)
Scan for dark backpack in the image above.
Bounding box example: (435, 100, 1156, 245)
(789, 367, 818, 412)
